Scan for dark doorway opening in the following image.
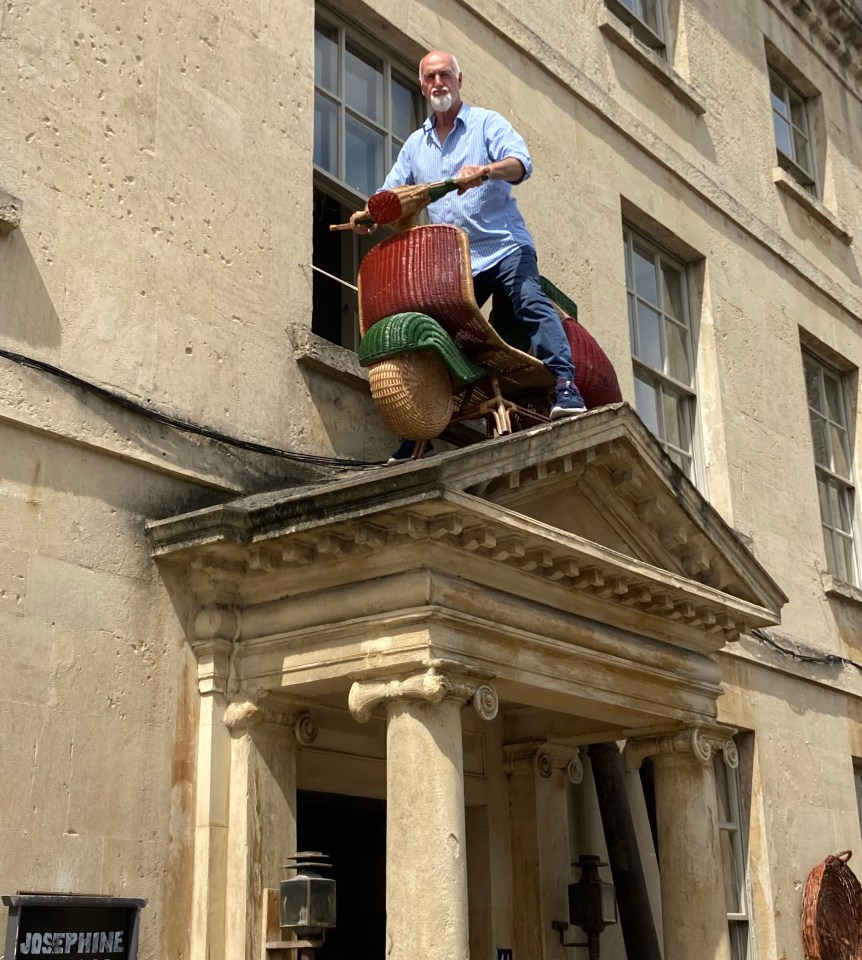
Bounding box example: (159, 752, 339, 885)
(297, 790, 386, 959)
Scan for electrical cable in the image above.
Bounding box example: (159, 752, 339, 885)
(750, 627, 862, 677)
(0, 346, 382, 468)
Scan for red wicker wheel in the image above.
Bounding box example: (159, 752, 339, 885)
(801, 851, 862, 960)
(367, 351, 453, 441)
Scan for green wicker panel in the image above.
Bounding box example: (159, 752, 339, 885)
(540, 276, 578, 320)
(359, 312, 486, 385)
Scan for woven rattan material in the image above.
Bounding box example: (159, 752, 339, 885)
(802, 851, 862, 960)
(367, 352, 454, 440)
(358, 225, 552, 397)
(562, 317, 623, 409)
(359, 225, 490, 346)
(367, 190, 404, 225)
(358, 312, 485, 385)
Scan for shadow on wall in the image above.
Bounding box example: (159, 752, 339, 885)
(0, 228, 62, 349)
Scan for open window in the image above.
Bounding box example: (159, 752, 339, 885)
(312, 11, 424, 350)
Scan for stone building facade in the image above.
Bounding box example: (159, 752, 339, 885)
(1, 1, 861, 959)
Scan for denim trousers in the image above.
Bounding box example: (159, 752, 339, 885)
(472, 245, 574, 382)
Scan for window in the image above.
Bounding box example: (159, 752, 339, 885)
(606, 0, 665, 50)
(769, 67, 816, 195)
(804, 353, 858, 586)
(715, 746, 752, 960)
(312, 13, 424, 349)
(624, 227, 697, 478)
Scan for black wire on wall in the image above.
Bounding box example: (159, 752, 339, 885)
(0, 347, 381, 468)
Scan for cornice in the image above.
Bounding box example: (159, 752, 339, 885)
(777, 0, 862, 82)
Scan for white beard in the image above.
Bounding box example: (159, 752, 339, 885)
(429, 91, 453, 112)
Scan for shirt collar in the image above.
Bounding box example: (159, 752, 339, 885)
(422, 101, 469, 136)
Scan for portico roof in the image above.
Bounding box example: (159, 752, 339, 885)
(148, 404, 786, 731)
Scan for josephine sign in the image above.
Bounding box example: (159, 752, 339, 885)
(2, 895, 146, 960)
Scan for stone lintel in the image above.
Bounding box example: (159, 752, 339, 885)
(227, 605, 723, 730)
(624, 724, 739, 771)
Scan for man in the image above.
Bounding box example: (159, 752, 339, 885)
(353, 50, 586, 459)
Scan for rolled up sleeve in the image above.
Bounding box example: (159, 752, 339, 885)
(484, 112, 532, 183)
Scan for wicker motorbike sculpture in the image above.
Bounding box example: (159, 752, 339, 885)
(333, 174, 622, 454)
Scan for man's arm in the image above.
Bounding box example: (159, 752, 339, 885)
(456, 157, 526, 192)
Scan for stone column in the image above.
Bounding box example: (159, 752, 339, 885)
(504, 742, 584, 960)
(625, 727, 737, 960)
(188, 633, 233, 960)
(349, 665, 499, 960)
(222, 700, 318, 960)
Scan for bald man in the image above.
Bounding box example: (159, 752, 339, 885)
(353, 51, 587, 460)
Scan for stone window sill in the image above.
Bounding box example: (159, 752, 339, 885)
(598, 6, 707, 116)
(0, 188, 22, 234)
(291, 327, 369, 388)
(823, 574, 862, 610)
(772, 167, 853, 245)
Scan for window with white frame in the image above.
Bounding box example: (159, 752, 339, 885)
(714, 746, 752, 960)
(769, 66, 817, 195)
(624, 227, 697, 479)
(312, 11, 424, 349)
(803, 352, 858, 586)
(606, 0, 666, 50)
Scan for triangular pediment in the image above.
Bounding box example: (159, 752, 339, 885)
(148, 404, 787, 730)
(149, 404, 785, 633)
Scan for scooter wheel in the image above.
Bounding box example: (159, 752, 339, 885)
(368, 351, 453, 441)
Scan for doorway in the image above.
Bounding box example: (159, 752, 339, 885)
(297, 790, 386, 959)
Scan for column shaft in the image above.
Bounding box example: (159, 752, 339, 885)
(386, 697, 469, 960)
(189, 691, 230, 960)
(224, 710, 298, 960)
(653, 753, 731, 960)
(506, 745, 579, 960)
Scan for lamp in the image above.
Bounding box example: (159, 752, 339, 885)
(279, 852, 336, 941)
(552, 855, 617, 960)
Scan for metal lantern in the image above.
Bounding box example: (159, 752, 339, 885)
(279, 852, 336, 938)
(568, 855, 617, 933)
(553, 855, 617, 958)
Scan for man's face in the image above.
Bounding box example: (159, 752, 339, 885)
(419, 55, 461, 112)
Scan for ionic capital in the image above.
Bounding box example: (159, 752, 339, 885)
(348, 667, 498, 724)
(223, 698, 318, 745)
(503, 741, 584, 784)
(624, 725, 737, 771)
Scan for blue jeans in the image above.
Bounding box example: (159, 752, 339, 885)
(472, 246, 573, 382)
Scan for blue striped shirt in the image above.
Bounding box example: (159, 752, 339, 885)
(380, 103, 536, 275)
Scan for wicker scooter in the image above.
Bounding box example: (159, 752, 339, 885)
(332, 176, 621, 450)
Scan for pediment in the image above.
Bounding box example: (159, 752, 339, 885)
(149, 405, 785, 645)
(148, 405, 788, 729)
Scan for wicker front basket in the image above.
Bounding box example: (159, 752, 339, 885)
(801, 850, 862, 960)
(367, 351, 454, 441)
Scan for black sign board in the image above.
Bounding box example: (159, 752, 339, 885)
(3, 894, 146, 959)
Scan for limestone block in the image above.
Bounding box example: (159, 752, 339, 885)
(0, 829, 104, 899)
(0, 700, 73, 837)
(49, 623, 181, 727)
(0, 611, 52, 705)
(0, 545, 29, 615)
(64, 713, 170, 840)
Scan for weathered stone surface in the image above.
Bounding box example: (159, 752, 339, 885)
(2, 0, 862, 958)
